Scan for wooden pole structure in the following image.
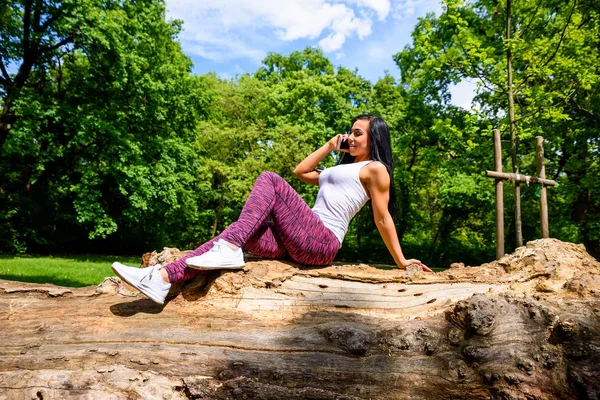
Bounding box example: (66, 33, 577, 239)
(514, 178, 522, 247)
(493, 129, 504, 259)
(536, 136, 549, 238)
(485, 171, 556, 186)
(486, 134, 557, 260)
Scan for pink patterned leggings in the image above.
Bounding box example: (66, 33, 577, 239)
(163, 172, 341, 283)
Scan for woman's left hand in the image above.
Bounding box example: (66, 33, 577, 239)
(400, 259, 434, 273)
(419, 263, 434, 273)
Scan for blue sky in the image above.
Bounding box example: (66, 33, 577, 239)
(165, 0, 477, 109)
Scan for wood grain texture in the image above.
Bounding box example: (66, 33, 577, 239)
(1, 239, 599, 399)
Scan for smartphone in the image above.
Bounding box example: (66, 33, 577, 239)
(336, 136, 350, 150)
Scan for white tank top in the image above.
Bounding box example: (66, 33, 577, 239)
(312, 160, 372, 244)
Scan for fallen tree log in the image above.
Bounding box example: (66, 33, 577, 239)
(0, 238, 599, 399)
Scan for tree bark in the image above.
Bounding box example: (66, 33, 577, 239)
(536, 136, 549, 238)
(506, 0, 523, 248)
(493, 129, 504, 259)
(0, 239, 599, 399)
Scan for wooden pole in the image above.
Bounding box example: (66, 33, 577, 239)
(485, 171, 556, 186)
(493, 129, 504, 259)
(514, 184, 522, 247)
(536, 136, 549, 238)
(486, 131, 556, 257)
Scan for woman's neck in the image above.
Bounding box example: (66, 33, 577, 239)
(353, 154, 370, 163)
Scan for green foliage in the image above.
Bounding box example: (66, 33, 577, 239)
(1, 0, 205, 254)
(1, 0, 598, 268)
(395, 0, 600, 259)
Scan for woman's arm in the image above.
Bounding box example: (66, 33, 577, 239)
(366, 163, 433, 272)
(294, 134, 347, 186)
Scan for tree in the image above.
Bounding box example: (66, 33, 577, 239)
(0, 0, 207, 254)
(0, 0, 98, 150)
(395, 0, 600, 257)
(2, 239, 599, 399)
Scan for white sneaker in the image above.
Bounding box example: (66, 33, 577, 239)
(111, 262, 171, 305)
(185, 239, 245, 270)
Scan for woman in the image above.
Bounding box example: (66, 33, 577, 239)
(112, 114, 432, 305)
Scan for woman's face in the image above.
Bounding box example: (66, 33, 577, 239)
(348, 119, 371, 160)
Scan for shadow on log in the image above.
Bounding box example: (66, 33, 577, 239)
(0, 239, 599, 399)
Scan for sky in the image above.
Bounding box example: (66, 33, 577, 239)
(165, 0, 477, 109)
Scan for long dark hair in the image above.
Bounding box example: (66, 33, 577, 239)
(340, 114, 397, 217)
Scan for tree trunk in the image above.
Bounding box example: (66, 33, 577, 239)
(0, 239, 599, 399)
(0, 121, 13, 152)
(506, 0, 523, 248)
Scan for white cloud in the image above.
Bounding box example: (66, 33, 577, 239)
(392, 0, 441, 20)
(337, 0, 391, 20)
(319, 33, 346, 52)
(166, 0, 388, 60)
(449, 79, 478, 110)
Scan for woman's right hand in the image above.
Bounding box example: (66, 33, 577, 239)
(295, 133, 349, 186)
(328, 133, 350, 152)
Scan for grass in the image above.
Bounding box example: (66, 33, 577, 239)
(0, 254, 141, 287)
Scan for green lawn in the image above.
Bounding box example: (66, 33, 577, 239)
(0, 254, 141, 287)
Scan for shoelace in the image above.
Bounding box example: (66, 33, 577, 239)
(210, 241, 223, 252)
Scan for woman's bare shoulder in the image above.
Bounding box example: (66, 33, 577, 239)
(361, 161, 390, 186)
(366, 160, 387, 171)
(365, 161, 388, 178)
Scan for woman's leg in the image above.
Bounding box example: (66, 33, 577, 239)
(243, 221, 289, 260)
(221, 172, 339, 265)
(163, 222, 289, 283)
(163, 172, 339, 283)
(162, 232, 225, 283)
